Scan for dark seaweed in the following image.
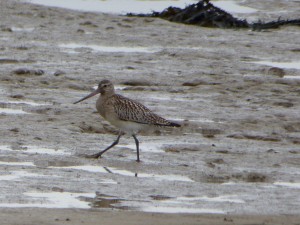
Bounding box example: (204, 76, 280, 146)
(127, 0, 300, 30)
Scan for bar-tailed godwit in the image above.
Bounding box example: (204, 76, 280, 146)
(74, 79, 180, 162)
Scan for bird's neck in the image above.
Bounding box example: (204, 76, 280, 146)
(101, 91, 115, 99)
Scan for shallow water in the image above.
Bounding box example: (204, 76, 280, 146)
(274, 182, 300, 189)
(141, 206, 225, 214)
(22, 146, 71, 155)
(254, 61, 300, 70)
(174, 195, 245, 203)
(7, 100, 50, 106)
(0, 161, 35, 167)
(11, 27, 35, 32)
(213, 1, 257, 14)
(134, 195, 243, 213)
(24, 0, 257, 14)
(59, 43, 158, 53)
(0, 145, 70, 155)
(105, 167, 194, 182)
(54, 165, 109, 173)
(51, 165, 193, 182)
(0, 108, 29, 115)
(0, 192, 96, 208)
(0, 99, 50, 115)
(184, 118, 222, 123)
(117, 142, 165, 153)
(25, 0, 196, 14)
(0, 171, 46, 181)
(284, 75, 300, 79)
(105, 194, 231, 214)
(0, 145, 12, 152)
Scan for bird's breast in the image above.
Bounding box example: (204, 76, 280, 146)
(96, 97, 106, 118)
(96, 96, 116, 120)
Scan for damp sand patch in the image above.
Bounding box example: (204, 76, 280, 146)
(50, 165, 193, 182)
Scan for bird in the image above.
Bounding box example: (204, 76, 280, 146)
(74, 79, 180, 162)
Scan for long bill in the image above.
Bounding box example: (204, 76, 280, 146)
(73, 88, 100, 104)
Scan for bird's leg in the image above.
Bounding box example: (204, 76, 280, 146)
(85, 133, 122, 159)
(132, 134, 140, 162)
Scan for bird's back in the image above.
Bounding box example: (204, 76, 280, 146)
(110, 94, 180, 127)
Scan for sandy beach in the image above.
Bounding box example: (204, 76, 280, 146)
(0, 0, 299, 224)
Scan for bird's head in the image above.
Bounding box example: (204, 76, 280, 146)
(98, 79, 114, 95)
(73, 79, 115, 104)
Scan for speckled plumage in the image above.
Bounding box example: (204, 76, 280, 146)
(95, 80, 180, 131)
(74, 79, 180, 162)
(108, 94, 178, 126)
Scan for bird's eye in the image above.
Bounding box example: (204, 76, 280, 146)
(103, 84, 107, 88)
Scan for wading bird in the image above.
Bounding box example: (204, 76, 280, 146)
(74, 80, 180, 162)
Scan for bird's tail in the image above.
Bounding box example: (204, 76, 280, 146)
(167, 121, 181, 127)
(156, 121, 181, 127)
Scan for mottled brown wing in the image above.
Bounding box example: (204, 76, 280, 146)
(113, 94, 175, 126)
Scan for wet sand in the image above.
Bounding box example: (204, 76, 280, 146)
(1, 208, 300, 225)
(0, 0, 300, 224)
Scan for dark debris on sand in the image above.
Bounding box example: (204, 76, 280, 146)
(127, 0, 300, 30)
